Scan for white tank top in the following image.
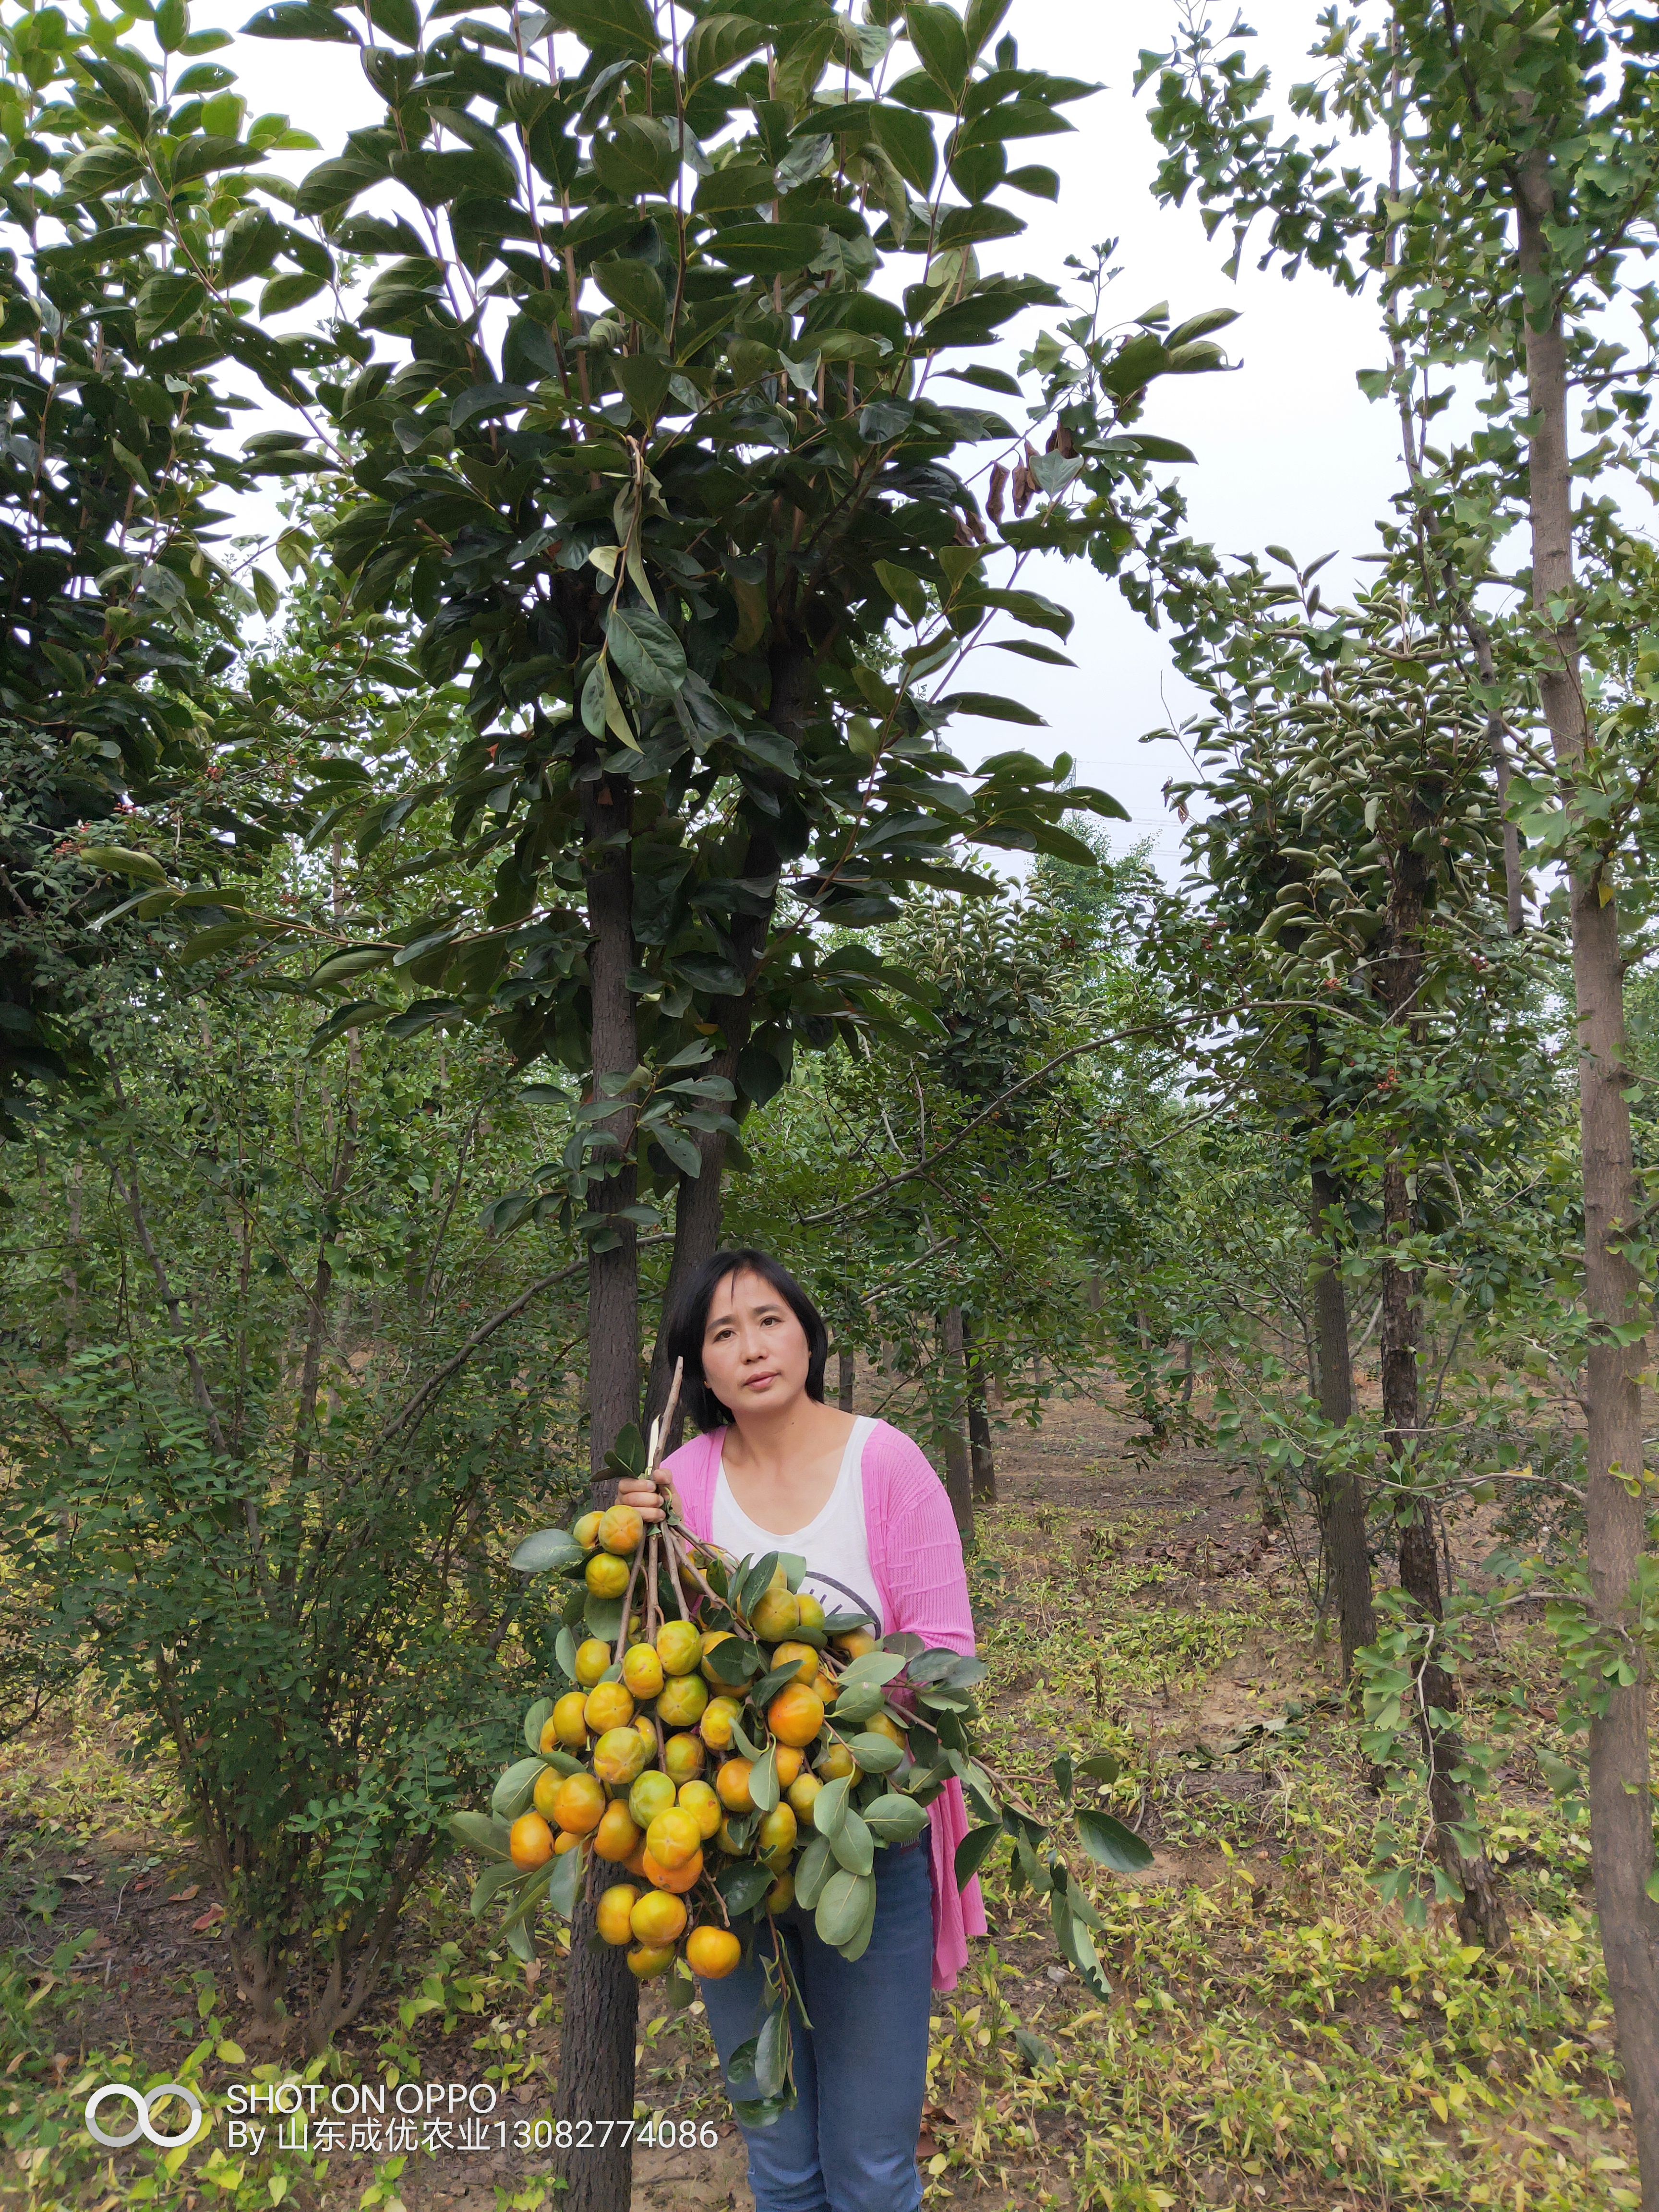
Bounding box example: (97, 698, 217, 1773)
(710, 1415, 882, 1634)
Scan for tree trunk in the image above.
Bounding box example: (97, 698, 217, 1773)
(641, 822, 779, 1438)
(1377, 817, 1507, 1950)
(962, 1311, 997, 1503)
(939, 1306, 974, 1543)
(1517, 151, 1659, 2189)
(837, 1344, 855, 1413)
(558, 756, 641, 2212)
(643, 1072, 730, 1438)
(1310, 1166, 1374, 1679)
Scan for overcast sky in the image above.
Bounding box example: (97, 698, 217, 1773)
(197, 0, 1404, 878)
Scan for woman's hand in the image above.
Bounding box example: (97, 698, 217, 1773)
(616, 1475, 665, 1524)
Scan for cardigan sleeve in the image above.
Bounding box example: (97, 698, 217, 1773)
(866, 1423, 976, 1657)
(860, 1421, 987, 1990)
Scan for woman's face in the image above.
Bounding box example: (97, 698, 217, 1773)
(701, 1270, 811, 1418)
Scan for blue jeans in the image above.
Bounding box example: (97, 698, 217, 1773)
(698, 1841, 934, 2212)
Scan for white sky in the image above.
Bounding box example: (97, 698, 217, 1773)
(197, 0, 1404, 878)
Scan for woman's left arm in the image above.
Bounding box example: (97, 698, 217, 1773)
(877, 1435, 977, 1658)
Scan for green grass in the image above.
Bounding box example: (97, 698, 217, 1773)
(0, 1489, 1635, 2211)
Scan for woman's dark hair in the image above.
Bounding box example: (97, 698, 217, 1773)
(663, 1247, 829, 1432)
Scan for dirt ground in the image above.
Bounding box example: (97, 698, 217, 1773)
(3, 1366, 1602, 2211)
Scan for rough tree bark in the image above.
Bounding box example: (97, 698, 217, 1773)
(640, 650, 801, 1437)
(1377, 821, 1508, 1949)
(1516, 148, 1659, 2183)
(1310, 1165, 1375, 1678)
(962, 1310, 997, 1503)
(837, 1343, 855, 1412)
(939, 1305, 974, 1543)
(556, 755, 641, 2212)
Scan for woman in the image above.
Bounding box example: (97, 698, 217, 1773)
(616, 1246, 986, 2212)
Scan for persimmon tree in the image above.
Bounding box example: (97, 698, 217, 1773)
(0, 0, 321, 1142)
(1141, 0, 1659, 2176)
(130, 0, 1227, 2193)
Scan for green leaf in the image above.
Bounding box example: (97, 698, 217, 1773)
(906, 2, 969, 100)
(960, 585, 1073, 637)
(83, 58, 153, 137)
(611, 350, 673, 420)
(452, 382, 537, 431)
(705, 1636, 763, 1685)
(135, 272, 209, 342)
(584, 1592, 625, 1641)
(1076, 1806, 1153, 1872)
(178, 921, 257, 965)
(496, 1857, 555, 1935)
(754, 2002, 787, 2098)
(368, 0, 421, 43)
(811, 1775, 851, 1839)
(605, 605, 687, 698)
(869, 102, 937, 194)
(545, 1838, 585, 1918)
(795, 1832, 834, 1909)
(450, 1810, 514, 1861)
(306, 1002, 389, 1054)
(706, 223, 827, 276)
(470, 1860, 526, 1915)
(834, 1651, 907, 1691)
(242, 2, 359, 40)
(511, 1527, 586, 1574)
(293, 156, 382, 216)
(987, 638, 1074, 667)
(956, 99, 1074, 148)
(309, 947, 391, 989)
(717, 1858, 775, 1918)
(864, 1792, 929, 1845)
(80, 845, 169, 885)
(593, 258, 668, 333)
(591, 116, 677, 196)
(935, 203, 1023, 249)
(685, 12, 768, 81)
(875, 561, 927, 622)
(492, 1755, 548, 1821)
(814, 1867, 874, 1948)
(547, 0, 661, 56)
(964, 0, 1013, 60)
(1076, 1752, 1122, 1783)
(847, 1732, 904, 1775)
(826, 1681, 882, 1726)
(827, 1806, 874, 1875)
(523, 1699, 554, 1755)
(954, 1821, 999, 1889)
(937, 691, 1047, 726)
(737, 1551, 781, 1620)
(749, 1743, 780, 1815)
(942, 363, 1022, 396)
(58, 145, 145, 200)
(173, 134, 264, 186)
(858, 397, 914, 442)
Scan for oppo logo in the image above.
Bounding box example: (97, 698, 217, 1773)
(84, 2081, 204, 2149)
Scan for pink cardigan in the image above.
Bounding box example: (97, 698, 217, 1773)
(663, 1418, 987, 1992)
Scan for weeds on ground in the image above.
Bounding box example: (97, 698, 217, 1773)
(0, 1488, 1636, 2211)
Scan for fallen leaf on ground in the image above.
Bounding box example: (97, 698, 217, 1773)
(191, 1904, 224, 1931)
(168, 1885, 200, 1904)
